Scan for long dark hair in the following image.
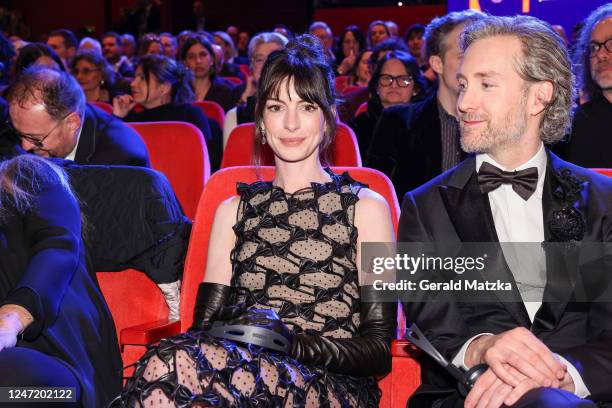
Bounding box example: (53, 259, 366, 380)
(180, 35, 216, 80)
(137, 54, 195, 105)
(14, 43, 65, 74)
(254, 34, 337, 165)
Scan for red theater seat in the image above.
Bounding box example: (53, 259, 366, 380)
(180, 166, 420, 405)
(222, 122, 362, 168)
(221, 76, 243, 85)
(90, 101, 113, 114)
(592, 168, 612, 177)
(128, 121, 210, 219)
(193, 100, 225, 130)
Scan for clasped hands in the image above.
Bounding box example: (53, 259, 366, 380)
(463, 327, 574, 408)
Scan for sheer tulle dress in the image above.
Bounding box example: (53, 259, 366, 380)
(113, 170, 381, 407)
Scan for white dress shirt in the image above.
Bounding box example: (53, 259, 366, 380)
(64, 123, 83, 162)
(451, 143, 590, 397)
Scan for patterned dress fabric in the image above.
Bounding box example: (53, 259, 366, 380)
(113, 169, 380, 408)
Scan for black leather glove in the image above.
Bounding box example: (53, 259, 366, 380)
(290, 286, 396, 378)
(190, 282, 231, 331)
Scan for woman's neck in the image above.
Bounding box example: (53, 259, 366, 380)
(85, 88, 101, 103)
(193, 76, 212, 100)
(272, 156, 331, 193)
(143, 93, 171, 110)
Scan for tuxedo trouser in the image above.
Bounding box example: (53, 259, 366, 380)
(0, 347, 81, 407)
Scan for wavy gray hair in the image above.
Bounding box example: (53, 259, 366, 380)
(461, 15, 576, 144)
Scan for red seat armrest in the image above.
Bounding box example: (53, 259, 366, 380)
(120, 319, 181, 348)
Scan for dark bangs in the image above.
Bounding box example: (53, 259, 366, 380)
(254, 43, 337, 165)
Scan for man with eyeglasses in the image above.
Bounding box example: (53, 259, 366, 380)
(367, 10, 485, 200)
(563, 4, 612, 168)
(5, 66, 149, 167)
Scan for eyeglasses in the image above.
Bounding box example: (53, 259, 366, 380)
(589, 38, 612, 56)
(378, 74, 413, 88)
(7, 113, 71, 148)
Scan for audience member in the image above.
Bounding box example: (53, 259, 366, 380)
(213, 31, 245, 79)
(337, 37, 408, 122)
(0, 154, 122, 407)
(0, 32, 15, 88)
(160, 32, 178, 60)
(336, 25, 366, 77)
(346, 48, 372, 88)
(46, 28, 77, 68)
(236, 30, 250, 60)
(273, 23, 294, 39)
(386, 20, 399, 37)
(309, 21, 336, 65)
(563, 4, 612, 168)
(102, 32, 134, 78)
(121, 33, 137, 62)
(367, 10, 485, 199)
(226, 25, 239, 46)
(223, 32, 288, 147)
(181, 35, 235, 111)
(177, 30, 193, 55)
(12, 43, 64, 75)
(368, 20, 391, 47)
(112, 34, 395, 407)
(350, 50, 423, 160)
(139, 34, 164, 56)
(113, 54, 221, 170)
(72, 51, 124, 103)
(7, 66, 149, 166)
(401, 15, 609, 408)
(78, 37, 102, 55)
(190, 0, 206, 31)
(405, 24, 426, 66)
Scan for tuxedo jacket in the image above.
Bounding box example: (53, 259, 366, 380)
(398, 151, 612, 406)
(366, 91, 442, 200)
(74, 104, 150, 167)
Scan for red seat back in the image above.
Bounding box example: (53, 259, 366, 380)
(127, 121, 210, 219)
(193, 100, 225, 129)
(180, 166, 398, 330)
(238, 64, 250, 78)
(342, 85, 367, 95)
(90, 101, 113, 114)
(221, 122, 362, 168)
(334, 75, 350, 93)
(221, 76, 243, 85)
(592, 168, 612, 177)
(355, 101, 368, 117)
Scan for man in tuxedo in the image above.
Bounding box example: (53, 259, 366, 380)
(367, 10, 484, 200)
(6, 66, 150, 167)
(399, 15, 612, 408)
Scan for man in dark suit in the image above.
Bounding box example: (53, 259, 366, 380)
(367, 10, 484, 200)
(400, 15, 611, 408)
(6, 66, 150, 167)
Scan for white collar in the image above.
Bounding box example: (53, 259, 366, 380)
(475, 143, 547, 200)
(64, 122, 83, 162)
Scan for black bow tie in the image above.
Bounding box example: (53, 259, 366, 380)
(477, 161, 539, 200)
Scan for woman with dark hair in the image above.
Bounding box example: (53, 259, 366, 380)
(335, 25, 366, 77)
(346, 48, 372, 88)
(181, 35, 236, 112)
(12, 43, 64, 76)
(0, 154, 122, 407)
(113, 54, 221, 170)
(350, 50, 423, 159)
(72, 50, 123, 103)
(113, 34, 395, 408)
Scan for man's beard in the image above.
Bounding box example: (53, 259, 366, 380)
(459, 93, 529, 154)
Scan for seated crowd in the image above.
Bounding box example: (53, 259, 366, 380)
(0, 3, 611, 407)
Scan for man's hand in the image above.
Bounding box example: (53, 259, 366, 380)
(0, 305, 32, 352)
(465, 327, 566, 388)
(465, 368, 514, 408)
